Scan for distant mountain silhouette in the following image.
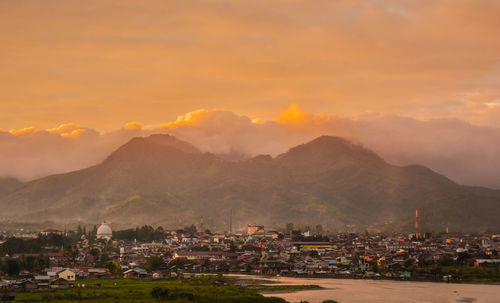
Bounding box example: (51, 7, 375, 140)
(0, 134, 499, 232)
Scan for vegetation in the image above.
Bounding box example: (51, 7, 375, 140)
(13, 276, 319, 302)
(144, 257, 167, 272)
(113, 225, 166, 242)
(0, 234, 72, 256)
(405, 265, 500, 283)
(291, 235, 330, 242)
(3, 134, 500, 232)
(177, 224, 198, 237)
(0, 256, 50, 278)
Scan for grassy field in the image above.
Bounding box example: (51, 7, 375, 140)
(14, 276, 321, 302)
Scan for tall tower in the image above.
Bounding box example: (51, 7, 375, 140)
(229, 208, 233, 234)
(415, 205, 419, 237)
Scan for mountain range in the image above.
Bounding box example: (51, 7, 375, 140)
(0, 134, 499, 232)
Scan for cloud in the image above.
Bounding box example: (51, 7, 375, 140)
(1, 106, 500, 190)
(157, 105, 500, 189)
(1, 0, 500, 129)
(122, 121, 143, 131)
(9, 127, 40, 137)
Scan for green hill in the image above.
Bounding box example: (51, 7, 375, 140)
(0, 134, 499, 232)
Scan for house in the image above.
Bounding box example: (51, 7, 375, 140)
(123, 267, 147, 279)
(250, 231, 280, 240)
(0, 280, 10, 289)
(18, 280, 37, 290)
(56, 269, 76, 281)
(87, 268, 109, 279)
(247, 225, 264, 235)
(172, 251, 238, 261)
(34, 276, 51, 282)
(50, 278, 71, 289)
(474, 259, 500, 267)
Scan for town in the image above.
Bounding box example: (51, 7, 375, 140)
(1, 220, 499, 299)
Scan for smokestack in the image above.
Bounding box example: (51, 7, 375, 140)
(229, 208, 233, 234)
(415, 205, 419, 237)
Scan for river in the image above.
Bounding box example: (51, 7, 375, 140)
(233, 275, 500, 303)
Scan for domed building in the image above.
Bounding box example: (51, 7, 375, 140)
(97, 221, 112, 240)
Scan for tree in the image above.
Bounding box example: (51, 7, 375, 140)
(184, 224, 197, 236)
(315, 224, 323, 235)
(64, 245, 79, 267)
(457, 251, 471, 266)
(77, 225, 84, 236)
(404, 258, 414, 268)
(144, 257, 166, 272)
(113, 229, 136, 241)
(90, 248, 100, 259)
(286, 223, 294, 234)
(3, 258, 20, 277)
(105, 260, 121, 274)
(99, 253, 110, 265)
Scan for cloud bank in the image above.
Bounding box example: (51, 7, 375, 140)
(2, 105, 500, 189)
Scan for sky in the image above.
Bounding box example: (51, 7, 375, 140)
(1, 1, 500, 187)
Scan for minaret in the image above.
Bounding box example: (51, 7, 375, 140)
(415, 205, 419, 237)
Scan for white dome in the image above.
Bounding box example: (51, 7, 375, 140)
(97, 222, 112, 237)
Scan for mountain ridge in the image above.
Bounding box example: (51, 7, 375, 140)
(0, 134, 499, 232)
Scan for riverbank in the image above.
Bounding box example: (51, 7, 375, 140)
(10, 276, 317, 302)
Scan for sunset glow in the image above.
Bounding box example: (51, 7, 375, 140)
(1, 2, 500, 295)
(1, 0, 500, 131)
(1, 0, 500, 188)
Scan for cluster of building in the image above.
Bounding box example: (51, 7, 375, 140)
(1, 222, 500, 294)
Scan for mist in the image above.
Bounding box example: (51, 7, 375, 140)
(2, 106, 500, 189)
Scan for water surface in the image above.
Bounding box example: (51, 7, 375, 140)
(250, 276, 500, 303)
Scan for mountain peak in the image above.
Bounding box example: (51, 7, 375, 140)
(103, 134, 200, 165)
(277, 135, 384, 166)
(307, 135, 353, 146)
(1, 134, 499, 232)
(131, 134, 200, 154)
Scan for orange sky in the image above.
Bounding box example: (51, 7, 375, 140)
(2, 1, 500, 188)
(1, 0, 500, 130)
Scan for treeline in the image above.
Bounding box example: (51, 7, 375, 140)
(0, 256, 50, 277)
(112, 224, 207, 241)
(113, 225, 165, 242)
(0, 234, 72, 256)
(291, 234, 330, 242)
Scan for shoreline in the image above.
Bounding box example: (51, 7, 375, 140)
(223, 272, 500, 286)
